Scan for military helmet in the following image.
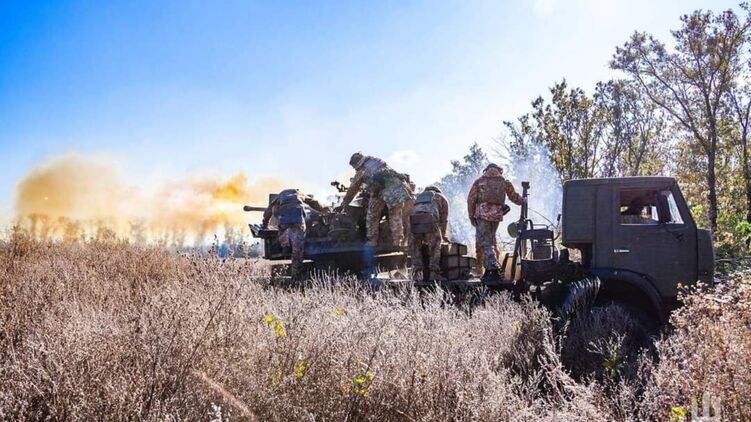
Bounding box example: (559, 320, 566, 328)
(484, 163, 503, 173)
(279, 188, 300, 195)
(425, 185, 442, 193)
(349, 152, 364, 167)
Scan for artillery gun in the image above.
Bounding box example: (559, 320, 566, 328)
(243, 185, 408, 277)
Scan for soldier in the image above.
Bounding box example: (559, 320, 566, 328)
(467, 163, 526, 279)
(402, 181, 417, 241)
(262, 189, 326, 279)
(339, 152, 413, 248)
(409, 186, 449, 281)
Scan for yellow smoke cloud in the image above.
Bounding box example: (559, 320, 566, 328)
(13, 154, 290, 245)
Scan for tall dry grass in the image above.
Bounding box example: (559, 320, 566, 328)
(0, 230, 748, 421)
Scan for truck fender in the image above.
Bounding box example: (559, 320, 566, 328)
(589, 268, 667, 324)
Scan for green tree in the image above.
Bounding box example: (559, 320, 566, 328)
(531, 80, 607, 183)
(595, 79, 670, 177)
(611, 8, 750, 231)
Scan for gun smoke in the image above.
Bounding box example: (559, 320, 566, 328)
(13, 154, 289, 246)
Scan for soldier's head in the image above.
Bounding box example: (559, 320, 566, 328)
(425, 185, 442, 194)
(349, 152, 365, 169)
(484, 163, 502, 173)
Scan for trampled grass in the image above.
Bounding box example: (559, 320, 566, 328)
(0, 231, 748, 421)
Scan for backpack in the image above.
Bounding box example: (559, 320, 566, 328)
(478, 177, 506, 205)
(410, 191, 439, 234)
(277, 190, 305, 225)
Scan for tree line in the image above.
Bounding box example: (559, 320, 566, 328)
(489, 4, 751, 256)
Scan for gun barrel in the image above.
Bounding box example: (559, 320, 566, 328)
(243, 205, 267, 212)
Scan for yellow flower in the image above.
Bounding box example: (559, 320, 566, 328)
(334, 306, 346, 317)
(669, 406, 688, 422)
(272, 319, 286, 337)
(263, 314, 286, 337)
(294, 361, 306, 380)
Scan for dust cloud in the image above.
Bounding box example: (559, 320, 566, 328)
(13, 154, 289, 246)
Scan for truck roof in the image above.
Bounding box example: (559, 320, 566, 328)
(564, 176, 676, 188)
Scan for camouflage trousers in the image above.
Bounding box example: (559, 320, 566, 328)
(402, 198, 415, 240)
(279, 223, 305, 276)
(367, 195, 405, 247)
(476, 219, 500, 271)
(410, 229, 442, 275)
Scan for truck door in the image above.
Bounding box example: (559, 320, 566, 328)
(611, 185, 698, 298)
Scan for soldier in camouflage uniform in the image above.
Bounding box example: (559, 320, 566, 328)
(409, 186, 449, 281)
(262, 189, 326, 278)
(402, 181, 417, 241)
(340, 152, 413, 247)
(467, 164, 525, 279)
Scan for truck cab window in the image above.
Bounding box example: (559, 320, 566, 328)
(619, 189, 683, 225)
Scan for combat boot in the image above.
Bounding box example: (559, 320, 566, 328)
(411, 270, 424, 282)
(481, 269, 502, 282)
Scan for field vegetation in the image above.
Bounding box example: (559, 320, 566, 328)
(1, 232, 748, 421)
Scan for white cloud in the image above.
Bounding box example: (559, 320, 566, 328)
(388, 149, 421, 166)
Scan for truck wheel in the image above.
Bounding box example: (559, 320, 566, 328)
(593, 300, 660, 339)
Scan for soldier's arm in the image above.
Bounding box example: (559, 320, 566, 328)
(303, 196, 326, 213)
(340, 171, 365, 207)
(438, 193, 449, 239)
(261, 198, 278, 227)
(505, 180, 525, 206)
(467, 180, 479, 221)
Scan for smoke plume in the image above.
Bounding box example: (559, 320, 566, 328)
(13, 154, 289, 245)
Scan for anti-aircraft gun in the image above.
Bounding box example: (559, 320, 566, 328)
(243, 183, 408, 277)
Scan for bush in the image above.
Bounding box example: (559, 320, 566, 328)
(0, 238, 748, 420)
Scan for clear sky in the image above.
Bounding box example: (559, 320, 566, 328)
(0, 0, 740, 223)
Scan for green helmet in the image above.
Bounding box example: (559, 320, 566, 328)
(349, 152, 364, 167)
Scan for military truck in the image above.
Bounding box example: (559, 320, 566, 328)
(244, 176, 714, 326)
(561, 176, 714, 323)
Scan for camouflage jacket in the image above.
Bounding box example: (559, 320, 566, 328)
(342, 156, 411, 207)
(467, 168, 523, 222)
(262, 191, 326, 227)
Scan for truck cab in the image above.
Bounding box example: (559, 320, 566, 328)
(561, 177, 714, 321)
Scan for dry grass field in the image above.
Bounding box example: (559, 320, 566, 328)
(0, 230, 749, 421)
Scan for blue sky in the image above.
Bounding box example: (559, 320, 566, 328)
(0, 0, 740, 222)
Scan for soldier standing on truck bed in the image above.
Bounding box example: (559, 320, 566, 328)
(410, 186, 449, 281)
(339, 152, 413, 248)
(467, 164, 526, 280)
(262, 189, 326, 279)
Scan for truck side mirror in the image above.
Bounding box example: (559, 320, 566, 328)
(656, 194, 672, 224)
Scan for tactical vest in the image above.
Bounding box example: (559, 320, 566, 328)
(410, 191, 439, 234)
(276, 190, 305, 225)
(478, 177, 506, 205)
(361, 156, 387, 178)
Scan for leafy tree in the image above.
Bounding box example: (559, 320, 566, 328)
(529, 80, 607, 183)
(726, 49, 751, 223)
(611, 8, 751, 231)
(595, 79, 670, 177)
